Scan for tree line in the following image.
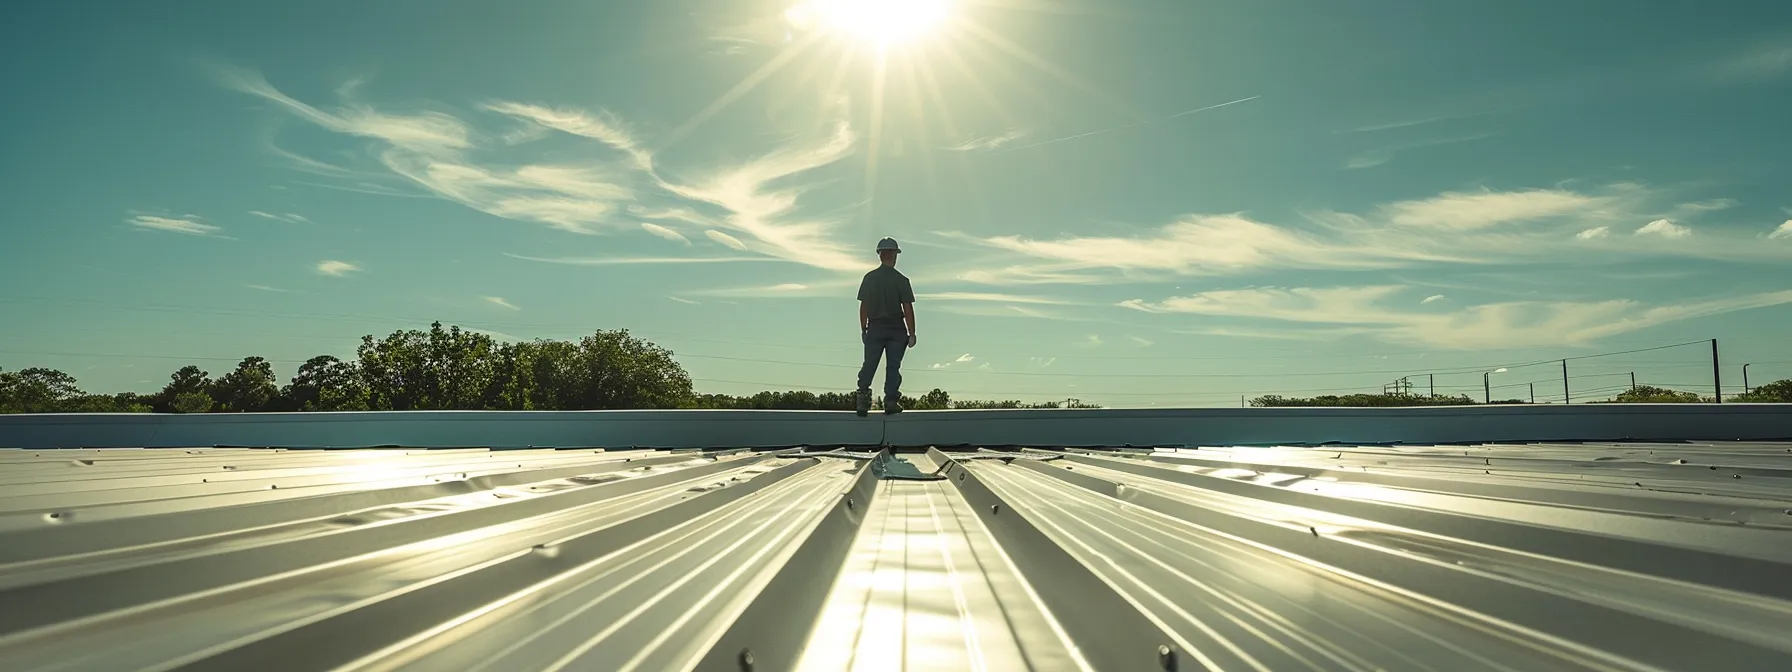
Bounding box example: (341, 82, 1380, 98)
(0, 322, 1099, 414)
(1250, 382, 1792, 407)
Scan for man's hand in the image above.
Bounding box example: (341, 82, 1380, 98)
(906, 333, 917, 348)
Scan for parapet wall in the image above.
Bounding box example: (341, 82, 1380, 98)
(3, 404, 1790, 449)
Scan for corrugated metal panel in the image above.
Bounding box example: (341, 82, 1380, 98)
(1, 442, 1790, 671)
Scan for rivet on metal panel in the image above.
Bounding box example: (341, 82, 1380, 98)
(739, 648, 755, 670)
(991, 504, 1001, 515)
(1158, 644, 1177, 670)
(846, 497, 855, 510)
(1733, 474, 1741, 479)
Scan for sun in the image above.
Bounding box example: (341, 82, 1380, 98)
(786, 0, 954, 47)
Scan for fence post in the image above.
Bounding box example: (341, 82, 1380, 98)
(1712, 339, 1722, 404)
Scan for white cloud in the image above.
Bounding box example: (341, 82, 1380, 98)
(917, 292, 1072, 304)
(1379, 188, 1608, 230)
(945, 129, 1026, 152)
(706, 229, 750, 251)
(1129, 336, 1154, 346)
(482, 296, 520, 311)
(1121, 285, 1792, 349)
(1086, 335, 1103, 346)
(1029, 357, 1056, 368)
(668, 296, 700, 304)
(1344, 134, 1492, 170)
(641, 222, 691, 245)
(226, 70, 862, 269)
(483, 102, 654, 171)
(316, 260, 362, 276)
(245, 284, 290, 293)
(250, 211, 310, 224)
(1421, 294, 1445, 304)
(219, 67, 470, 152)
(1635, 219, 1691, 238)
(955, 353, 975, 363)
(503, 252, 780, 265)
(770, 283, 810, 291)
(1767, 221, 1792, 240)
(946, 184, 1792, 285)
(128, 215, 220, 236)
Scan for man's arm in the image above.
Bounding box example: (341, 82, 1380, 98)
(902, 302, 916, 343)
(859, 301, 869, 331)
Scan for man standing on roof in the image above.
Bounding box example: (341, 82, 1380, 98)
(856, 237, 917, 416)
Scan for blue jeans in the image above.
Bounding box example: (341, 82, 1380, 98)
(858, 321, 908, 400)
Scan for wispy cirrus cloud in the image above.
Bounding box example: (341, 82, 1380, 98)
(1770, 221, 1792, 240)
(502, 252, 781, 265)
(944, 129, 1026, 152)
(128, 214, 220, 236)
(226, 68, 863, 271)
(641, 222, 690, 245)
(1345, 133, 1493, 170)
(245, 284, 291, 293)
(917, 291, 1074, 304)
(668, 296, 700, 305)
(249, 211, 310, 223)
(482, 296, 520, 311)
(1121, 285, 1792, 349)
(705, 230, 750, 251)
(942, 184, 1792, 285)
(1420, 294, 1446, 304)
(315, 260, 362, 276)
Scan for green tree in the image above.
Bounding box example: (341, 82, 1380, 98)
(1612, 385, 1702, 403)
(357, 322, 497, 410)
(557, 329, 693, 409)
(1735, 379, 1792, 403)
(211, 356, 278, 412)
(0, 367, 83, 413)
(1250, 393, 1476, 407)
(170, 391, 214, 414)
(157, 365, 214, 413)
(281, 355, 369, 411)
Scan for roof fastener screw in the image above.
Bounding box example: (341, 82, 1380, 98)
(739, 648, 754, 670)
(1732, 474, 1741, 479)
(846, 498, 854, 509)
(1309, 527, 1318, 537)
(1158, 644, 1177, 670)
(991, 504, 1001, 515)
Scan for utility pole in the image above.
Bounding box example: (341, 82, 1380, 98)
(1529, 382, 1535, 404)
(1630, 372, 1636, 391)
(1428, 373, 1434, 398)
(1561, 360, 1570, 405)
(1744, 363, 1752, 394)
(1712, 339, 1722, 404)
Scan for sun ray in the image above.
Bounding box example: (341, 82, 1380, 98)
(896, 53, 945, 208)
(861, 46, 892, 231)
(955, 17, 1144, 123)
(656, 31, 826, 152)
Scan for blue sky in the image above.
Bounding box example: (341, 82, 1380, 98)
(4, 0, 1792, 406)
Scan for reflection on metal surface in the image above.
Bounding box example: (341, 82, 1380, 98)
(0, 442, 1789, 670)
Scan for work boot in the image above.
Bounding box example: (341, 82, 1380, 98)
(884, 396, 902, 415)
(855, 389, 871, 416)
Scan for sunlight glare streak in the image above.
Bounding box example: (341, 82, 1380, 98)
(788, 0, 955, 47)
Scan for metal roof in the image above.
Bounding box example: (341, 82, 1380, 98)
(2, 442, 1790, 671)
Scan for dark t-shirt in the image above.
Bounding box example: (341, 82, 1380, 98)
(857, 265, 915, 322)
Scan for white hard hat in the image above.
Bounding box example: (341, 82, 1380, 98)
(876, 237, 901, 252)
